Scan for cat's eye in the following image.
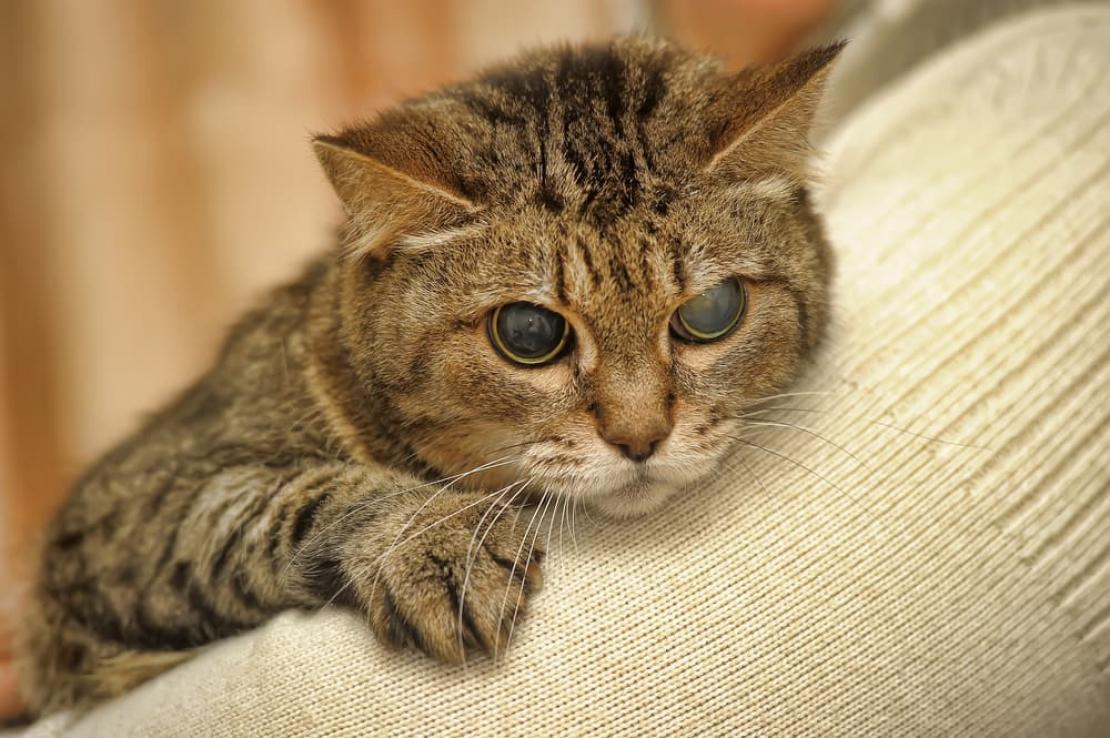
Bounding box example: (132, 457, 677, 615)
(488, 303, 571, 366)
(670, 278, 746, 343)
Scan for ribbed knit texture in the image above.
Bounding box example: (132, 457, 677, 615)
(22, 5, 1110, 737)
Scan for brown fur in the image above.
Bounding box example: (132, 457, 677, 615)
(18, 36, 842, 715)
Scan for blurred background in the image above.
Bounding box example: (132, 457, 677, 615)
(0, 0, 855, 618)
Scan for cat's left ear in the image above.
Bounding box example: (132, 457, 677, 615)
(313, 129, 478, 258)
(705, 42, 845, 181)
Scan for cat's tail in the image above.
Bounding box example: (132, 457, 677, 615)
(82, 649, 195, 703)
(16, 594, 196, 717)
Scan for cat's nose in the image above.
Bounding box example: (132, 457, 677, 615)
(590, 363, 674, 463)
(603, 426, 671, 463)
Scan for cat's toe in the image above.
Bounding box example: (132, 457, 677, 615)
(447, 534, 544, 655)
(365, 498, 545, 663)
(367, 570, 487, 663)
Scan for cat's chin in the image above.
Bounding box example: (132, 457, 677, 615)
(591, 480, 679, 519)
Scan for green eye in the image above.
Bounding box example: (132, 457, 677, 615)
(489, 303, 571, 366)
(671, 278, 746, 343)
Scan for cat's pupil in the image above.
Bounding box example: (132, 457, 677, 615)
(494, 303, 567, 362)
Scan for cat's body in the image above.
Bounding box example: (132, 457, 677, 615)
(19, 37, 841, 715)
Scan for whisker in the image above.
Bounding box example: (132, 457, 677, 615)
(456, 478, 531, 666)
(739, 406, 990, 451)
(543, 490, 561, 571)
(569, 498, 581, 556)
(580, 500, 598, 526)
(735, 455, 770, 497)
(747, 390, 839, 405)
(279, 456, 519, 587)
(728, 435, 885, 530)
(504, 491, 557, 660)
(379, 484, 512, 566)
(370, 456, 519, 575)
(494, 491, 549, 663)
(485, 438, 545, 455)
(365, 484, 515, 616)
(557, 493, 569, 576)
(744, 419, 872, 472)
(319, 561, 364, 611)
(337, 486, 499, 616)
(869, 418, 991, 451)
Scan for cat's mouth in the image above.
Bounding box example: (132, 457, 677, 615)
(591, 477, 683, 518)
(508, 427, 732, 518)
(528, 460, 704, 519)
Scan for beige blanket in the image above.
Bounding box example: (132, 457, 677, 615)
(24, 5, 1110, 736)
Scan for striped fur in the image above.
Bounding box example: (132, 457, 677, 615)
(19, 37, 842, 715)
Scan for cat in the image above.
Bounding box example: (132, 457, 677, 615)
(18, 36, 842, 715)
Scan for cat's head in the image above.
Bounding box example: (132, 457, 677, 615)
(314, 37, 841, 517)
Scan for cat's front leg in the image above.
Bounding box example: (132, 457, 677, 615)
(326, 488, 546, 663)
(23, 461, 544, 713)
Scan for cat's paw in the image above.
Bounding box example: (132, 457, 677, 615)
(363, 492, 545, 663)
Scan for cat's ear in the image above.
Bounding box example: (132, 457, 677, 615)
(705, 42, 845, 181)
(313, 133, 478, 258)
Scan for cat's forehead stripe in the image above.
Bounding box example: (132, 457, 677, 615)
(451, 42, 676, 223)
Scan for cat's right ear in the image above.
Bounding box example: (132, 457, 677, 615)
(313, 134, 478, 258)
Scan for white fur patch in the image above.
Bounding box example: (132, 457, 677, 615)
(342, 221, 486, 260)
(734, 175, 798, 203)
(341, 218, 390, 260)
(394, 224, 486, 255)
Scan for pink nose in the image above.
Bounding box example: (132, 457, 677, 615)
(601, 425, 671, 462)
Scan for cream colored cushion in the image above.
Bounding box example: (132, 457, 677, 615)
(25, 5, 1110, 737)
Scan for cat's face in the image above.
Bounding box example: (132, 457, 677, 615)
(317, 38, 839, 516)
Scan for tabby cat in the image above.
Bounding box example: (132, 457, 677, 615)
(19, 37, 842, 714)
